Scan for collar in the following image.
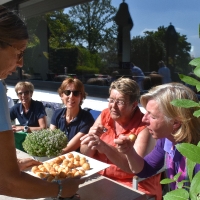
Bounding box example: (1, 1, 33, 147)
(61, 107, 81, 122)
(164, 138, 182, 162)
(20, 99, 32, 115)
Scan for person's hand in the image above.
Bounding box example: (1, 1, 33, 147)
(88, 124, 107, 136)
(17, 158, 42, 171)
(81, 132, 102, 151)
(114, 134, 134, 154)
(80, 124, 106, 142)
(12, 125, 23, 133)
(61, 177, 85, 198)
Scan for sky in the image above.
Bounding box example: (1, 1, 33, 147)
(111, 0, 200, 58)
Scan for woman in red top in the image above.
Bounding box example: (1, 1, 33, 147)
(81, 77, 162, 200)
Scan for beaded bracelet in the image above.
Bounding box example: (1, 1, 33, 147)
(52, 180, 62, 200)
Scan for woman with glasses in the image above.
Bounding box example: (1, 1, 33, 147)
(0, 5, 84, 199)
(10, 81, 47, 133)
(80, 77, 162, 199)
(114, 83, 200, 195)
(50, 78, 94, 154)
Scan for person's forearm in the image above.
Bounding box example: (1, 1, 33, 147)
(97, 142, 133, 173)
(80, 144, 96, 157)
(2, 172, 59, 198)
(125, 147, 145, 173)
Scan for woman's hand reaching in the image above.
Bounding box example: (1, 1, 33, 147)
(80, 124, 107, 152)
(114, 134, 136, 155)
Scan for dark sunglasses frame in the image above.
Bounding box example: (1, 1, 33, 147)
(63, 90, 80, 97)
(17, 90, 30, 96)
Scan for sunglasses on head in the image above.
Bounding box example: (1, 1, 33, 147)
(63, 90, 80, 97)
(17, 91, 30, 96)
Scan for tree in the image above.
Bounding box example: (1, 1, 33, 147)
(130, 26, 191, 75)
(130, 34, 165, 72)
(45, 10, 77, 48)
(67, 0, 117, 53)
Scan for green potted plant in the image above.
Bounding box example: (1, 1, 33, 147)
(161, 57, 200, 200)
(22, 129, 68, 161)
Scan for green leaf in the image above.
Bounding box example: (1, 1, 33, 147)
(196, 84, 200, 92)
(190, 171, 200, 199)
(177, 180, 190, 189)
(171, 99, 199, 108)
(160, 178, 175, 184)
(189, 57, 200, 67)
(194, 66, 200, 78)
(179, 74, 200, 86)
(174, 172, 181, 181)
(187, 158, 196, 182)
(163, 188, 189, 200)
(193, 109, 200, 117)
(176, 143, 200, 163)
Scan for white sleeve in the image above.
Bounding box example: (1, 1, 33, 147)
(7, 96, 14, 108)
(0, 82, 12, 131)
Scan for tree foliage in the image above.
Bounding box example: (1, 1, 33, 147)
(130, 26, 191, 75)
(45, 10, 76, 48)
(67, 0, 117, 53)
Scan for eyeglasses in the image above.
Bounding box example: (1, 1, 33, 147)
(17, 91, 30, 96)
(0, 40, 25, 61)
(63, 90, 80, 97)
(107, 98, 125, 106)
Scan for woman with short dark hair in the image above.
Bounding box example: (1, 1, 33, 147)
(0, 5, 84, 199)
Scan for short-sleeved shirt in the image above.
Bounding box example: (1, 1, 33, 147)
(0, 81, 12, 131)
(10, 99, 46, 127)
(158, 66, 171, 83)
(50, 107, 94, 141)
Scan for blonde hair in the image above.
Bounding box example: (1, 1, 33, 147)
(57, 78, 86, 106)
(15, 81, 34, 94)
(109, 77, 140, 103)
(140, 83, 200, 144)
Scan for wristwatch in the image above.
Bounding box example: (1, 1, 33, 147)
(24, 126, 29, 132)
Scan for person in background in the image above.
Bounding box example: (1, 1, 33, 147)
(130, 62, 145, 91)
(158, 60, 171, 84)
(10, 81, 47, 133)
(50, 78, 94, 154)
(109, 70, 119, 85)
(1, 79, 14, 108)
(0, 5, 84, 199)
(80, 78, 161, 199)
(114, 83, 200, 193)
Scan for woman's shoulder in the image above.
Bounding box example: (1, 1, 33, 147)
(54, 107, 65, 114)
(32, 99, 44, 106)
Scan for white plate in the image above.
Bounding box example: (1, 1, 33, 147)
(26, 151, 110, 179)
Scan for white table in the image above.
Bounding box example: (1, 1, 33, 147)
(0, 150, 147, 200)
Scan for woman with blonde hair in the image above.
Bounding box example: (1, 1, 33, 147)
(10, 81, 47, 132)
(114, 82, 200, 192)
(0, 5, 84, 199)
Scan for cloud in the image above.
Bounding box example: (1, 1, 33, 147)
(140, 28, 157, 35)
(175, 27, 183, 32)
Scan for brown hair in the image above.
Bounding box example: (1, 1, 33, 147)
(0, 6, 28, 47)
(58, 78, 86, 105)
(109, 77, 140, 103)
